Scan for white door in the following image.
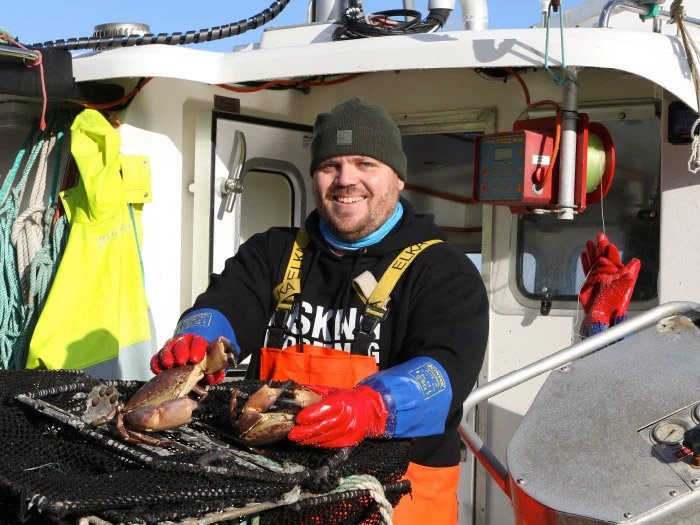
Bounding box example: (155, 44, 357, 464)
(210, 114, 312, 274)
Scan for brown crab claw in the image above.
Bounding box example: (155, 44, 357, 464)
(232, 382, 292, 445)
(237, 412, 296, 446)
(230, 382, 323, 446)
(204, 336, 239, 373)
(231, 383, 286, 434)
(125, 397, 200, 432)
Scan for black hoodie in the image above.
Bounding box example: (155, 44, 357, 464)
(189, 198, 489, 467)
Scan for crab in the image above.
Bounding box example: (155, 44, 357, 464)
(92, 336, 237, 446)
(231, 381, 322, 446)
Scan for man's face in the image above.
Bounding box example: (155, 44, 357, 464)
(313, 155, 405, 241)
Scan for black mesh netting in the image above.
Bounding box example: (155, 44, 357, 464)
(0, 370, 412, 524)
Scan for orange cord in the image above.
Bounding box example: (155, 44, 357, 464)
(503, 67, 562, 189)
(81, 77, 154, 110)
(539, 110, 561, 188)
(79, 72, 359, 110)
(3, 36, 47, 130)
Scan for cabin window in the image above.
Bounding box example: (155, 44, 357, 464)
(240, 170, 294, 243)
(400, 131, 484, 254)
(515, 115, 660, 305)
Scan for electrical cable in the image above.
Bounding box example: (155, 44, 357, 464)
(332, 4, 451, 40)
(29, 0, 291, 51)
(503, 67, 562, 190)
(217, 73, 362, 93)
(81, 78, 153, 110)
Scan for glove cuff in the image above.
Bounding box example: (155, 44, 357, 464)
(175, 308, 241, 359)
(353, 385, 389, 437)
(359, 356, 452, 438)
(581, 320, 608, 338)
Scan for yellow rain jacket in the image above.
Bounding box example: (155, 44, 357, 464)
(27, 109, 153, 370)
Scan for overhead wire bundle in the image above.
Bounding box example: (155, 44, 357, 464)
(333, 0, 453, 40)
(28, 0, 292, 51)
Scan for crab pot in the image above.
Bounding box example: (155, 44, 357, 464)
(0, 370, 411, 524)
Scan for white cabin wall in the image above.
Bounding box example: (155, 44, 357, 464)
(116, 78, 303, 349)
(659, 89, 700, 303)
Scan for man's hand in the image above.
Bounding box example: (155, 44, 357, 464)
(287, 385, 389, 448)
(579, 233, 641, 333)
(150, 334, 226, 385)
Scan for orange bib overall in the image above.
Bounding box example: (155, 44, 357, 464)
(259, 344, 459, 525)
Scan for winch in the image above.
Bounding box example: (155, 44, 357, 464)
(473, 114, 616, 214)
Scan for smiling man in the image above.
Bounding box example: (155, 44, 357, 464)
(151, 97, 489, 524)
(314, 154, 404, 242)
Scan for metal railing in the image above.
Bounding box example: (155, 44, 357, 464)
(599, 0, 700, 30)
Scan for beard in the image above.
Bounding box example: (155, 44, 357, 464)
(314, 184, 401, 242)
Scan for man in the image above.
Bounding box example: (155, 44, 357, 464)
(151, 97, 489, 523)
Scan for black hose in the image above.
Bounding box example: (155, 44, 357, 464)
(30, 0, 291, 50)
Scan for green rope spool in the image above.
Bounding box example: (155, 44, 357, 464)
(585, 132, 607, 193)
(584, 122, 616, 206)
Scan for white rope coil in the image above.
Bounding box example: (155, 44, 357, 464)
(334, 474, 394, 524)
(11, 129, 57, 301)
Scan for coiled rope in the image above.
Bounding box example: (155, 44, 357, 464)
(11, 125, 58, 299)
(1, 117, 69, 369)
(670, 0, 700, 173)
(1, 127, 43, 369)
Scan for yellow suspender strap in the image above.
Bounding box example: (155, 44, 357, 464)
(353, 239, 443, 319)
(272, 229, 309, 310)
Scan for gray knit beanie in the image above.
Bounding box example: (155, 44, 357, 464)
(310, 97, 407, 180)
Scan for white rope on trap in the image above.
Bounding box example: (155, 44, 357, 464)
(333, 474, 394, 525)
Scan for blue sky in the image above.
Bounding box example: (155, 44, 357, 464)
(4, 1, 586, 51)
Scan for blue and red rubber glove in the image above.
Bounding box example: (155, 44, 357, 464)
(152, 308, 240, 385)
(287, 385, 389, 447)
(288, 357, 453, 448)
(579, 233, 641, 336)
(150, 334, 226, 385)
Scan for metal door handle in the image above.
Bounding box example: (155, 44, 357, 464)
(218, 130, 247, 214)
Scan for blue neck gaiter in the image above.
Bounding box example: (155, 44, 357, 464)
(319, 201, 404, 251)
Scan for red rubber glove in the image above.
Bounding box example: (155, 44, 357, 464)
(287, 385, 389, 448)
(579, 233, 641, 331)
(150, 334, 226, 385)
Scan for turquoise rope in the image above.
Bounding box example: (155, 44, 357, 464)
(49, 128, 65, 205)
(0, 130, 34, 207)
(17, 207, 69, 367)
(544, 1, 578, 87)
(0, 128, 45, 369)
(640, 3, 661, 20)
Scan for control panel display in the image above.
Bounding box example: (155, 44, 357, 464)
(493, 147, 514, 161)
(476, 133, 526, 201)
